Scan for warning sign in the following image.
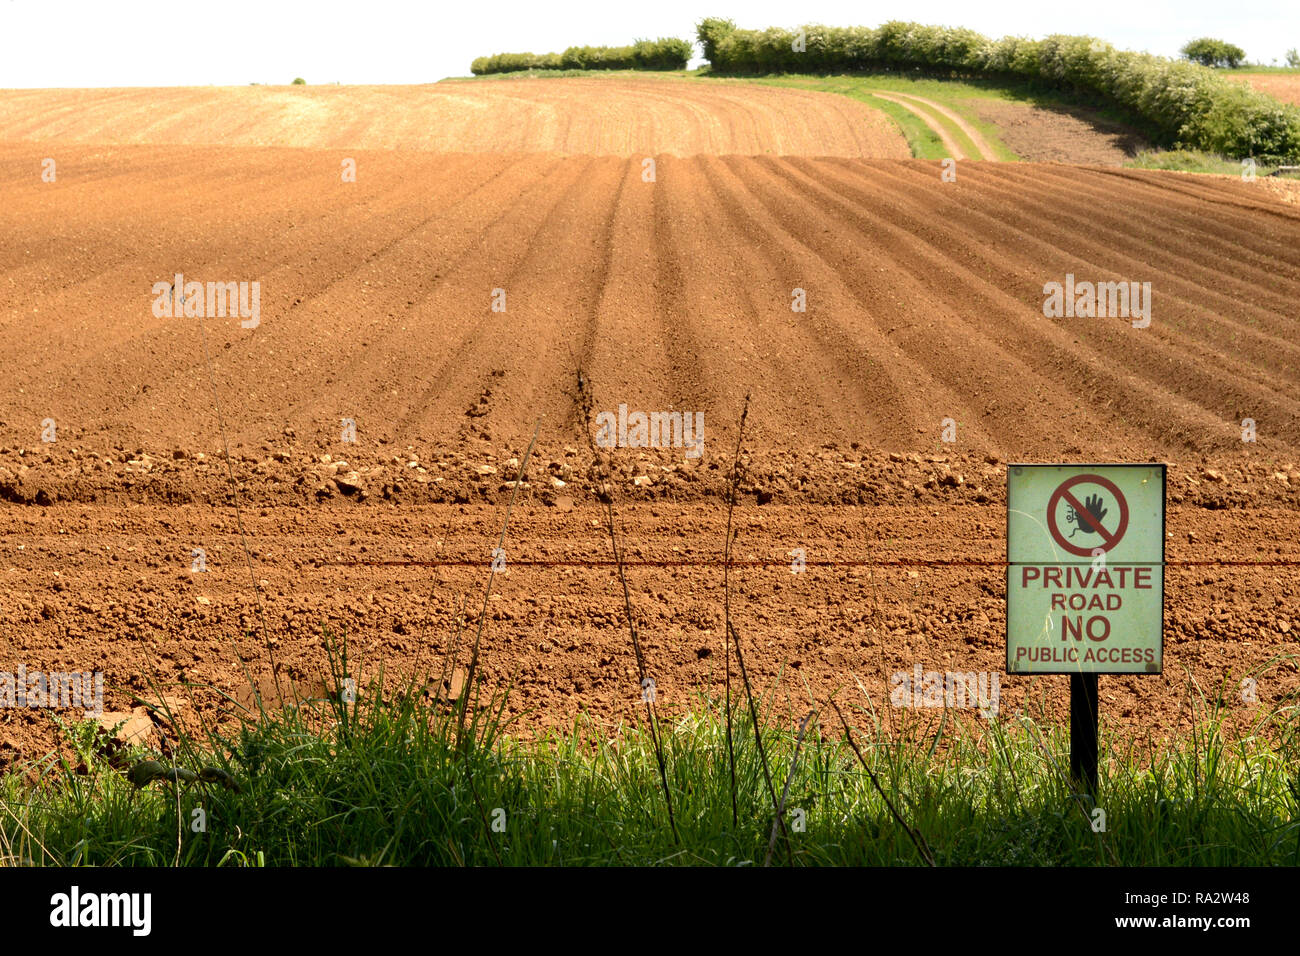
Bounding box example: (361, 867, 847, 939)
(1046, 474, 1129, 557)
(1007, 464, 1165, 675)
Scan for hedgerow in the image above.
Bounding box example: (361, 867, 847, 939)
(696, 19, 1300, 161)
(471, 38, 691, 76)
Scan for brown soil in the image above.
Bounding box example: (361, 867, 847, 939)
(1, 88, 1299, 765)
(2, 502, 1297, 761)
(0, 78, 910, 157)
(1229, 73, 1300, 107)
(967, 100, 1148, 164)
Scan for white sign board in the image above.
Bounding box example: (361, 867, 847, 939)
(1007, 464, 1165, 675)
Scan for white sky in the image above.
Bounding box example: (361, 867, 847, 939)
(0, 0, 1295, 87)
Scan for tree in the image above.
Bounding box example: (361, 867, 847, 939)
(1286, 48, 1300, 69)
(1180, 38, 1246, 68)
(292, 77, 306, 85)
(696, 17, 736, 64)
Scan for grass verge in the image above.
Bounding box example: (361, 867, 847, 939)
(1125, 148, 1300, 177)
(2, 648, 1298, 866)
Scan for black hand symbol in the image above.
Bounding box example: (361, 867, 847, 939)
(1069, 494, 1108, 537)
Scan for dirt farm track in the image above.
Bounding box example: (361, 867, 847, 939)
(1, 79, 1299, 762)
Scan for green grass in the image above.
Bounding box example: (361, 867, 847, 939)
(1125, 148, 1300, 176)
(4, 646, 1298, 866)
(1125, 149, 1247, 174)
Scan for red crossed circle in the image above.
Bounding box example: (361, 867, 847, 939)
(1046, 474, 1129, 557)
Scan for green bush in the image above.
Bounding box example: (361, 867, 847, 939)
(635, 37, 694, 70)
(470, 52, 550, 75)
(696, 17, 736, 64)
(291, 77, 306, 85)
(471, 37, 691, 75)
(695, 18, 1300, 161)
(1180, 38, 1247, 69)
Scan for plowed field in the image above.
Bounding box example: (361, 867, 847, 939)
(1, 84, 1298, 764)
(1229, 72, 1300, 107)
(0, 78, 910, 156)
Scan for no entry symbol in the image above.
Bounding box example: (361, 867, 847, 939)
(1046, 474, 1129, 558)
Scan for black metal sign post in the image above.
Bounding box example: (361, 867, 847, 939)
(1070, 672, 1099, 795)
